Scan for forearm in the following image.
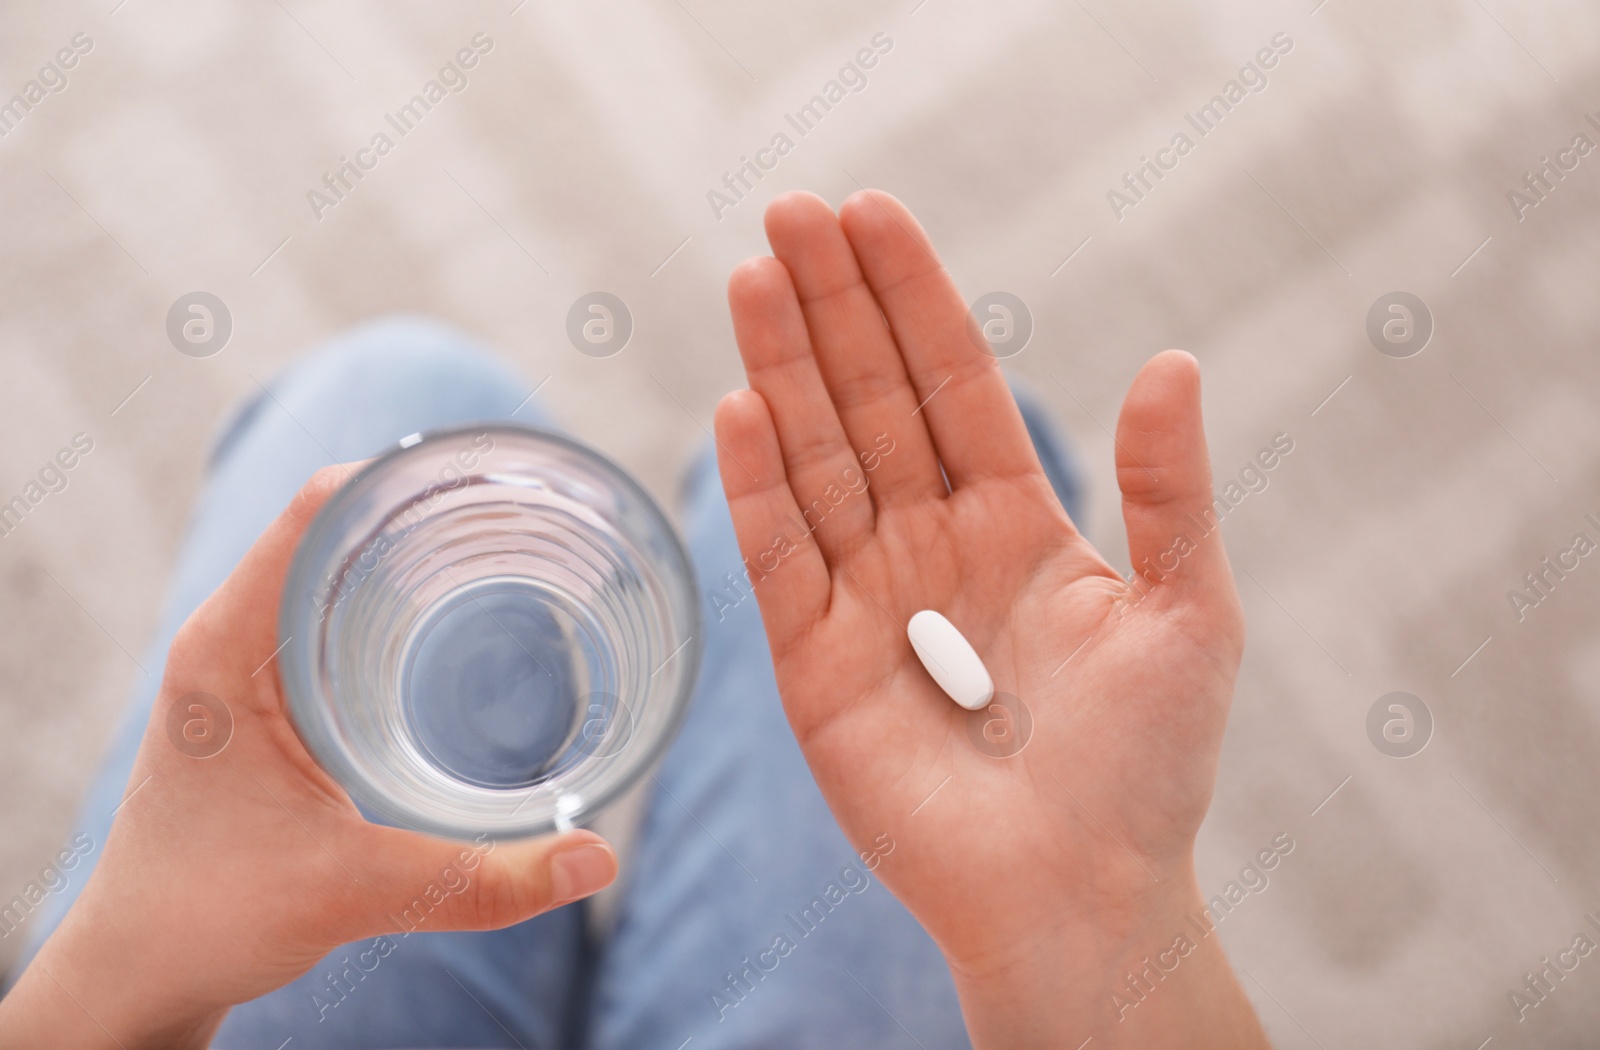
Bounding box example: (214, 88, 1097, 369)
(946, 874, 1269, 1050)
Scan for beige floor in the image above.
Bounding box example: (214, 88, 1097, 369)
(3, 0, 1600, 1045)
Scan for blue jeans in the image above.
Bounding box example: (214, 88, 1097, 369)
(15, 318, 1081, 1049)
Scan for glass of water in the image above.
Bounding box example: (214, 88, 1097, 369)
(278, 422, 701, 840)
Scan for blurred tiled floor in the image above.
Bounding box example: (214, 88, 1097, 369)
(3, 0, 1599, 1045)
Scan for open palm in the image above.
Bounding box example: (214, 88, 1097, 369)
(713, 191, 1245, 976)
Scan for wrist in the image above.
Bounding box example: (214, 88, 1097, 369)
(944, 868, 1266, 1050)
(1, 881, 229, 1050)
(0, 962, 225, 1050)
(945, 861, 1200, 989)
(939, 842, 1200, 983)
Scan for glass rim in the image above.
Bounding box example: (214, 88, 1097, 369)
(277, 419, 703, 841)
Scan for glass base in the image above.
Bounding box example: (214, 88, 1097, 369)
(401, 576, 602, 789)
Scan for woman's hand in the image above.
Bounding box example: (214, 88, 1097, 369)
(713, 190, 1266, 1047)
(0, 466, 618, 1050)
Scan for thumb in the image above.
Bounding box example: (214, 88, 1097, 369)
(1113, 350, 1238, 615)
(361, 828, 619, 936)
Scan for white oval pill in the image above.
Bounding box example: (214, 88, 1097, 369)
(907, 609, 994, 711)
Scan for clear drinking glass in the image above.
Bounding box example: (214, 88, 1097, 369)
(278, 422, 701, 840)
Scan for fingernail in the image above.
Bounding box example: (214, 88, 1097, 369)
(550, 843, 616, 905)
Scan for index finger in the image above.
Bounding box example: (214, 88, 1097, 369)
(176, 463, 359, 684)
